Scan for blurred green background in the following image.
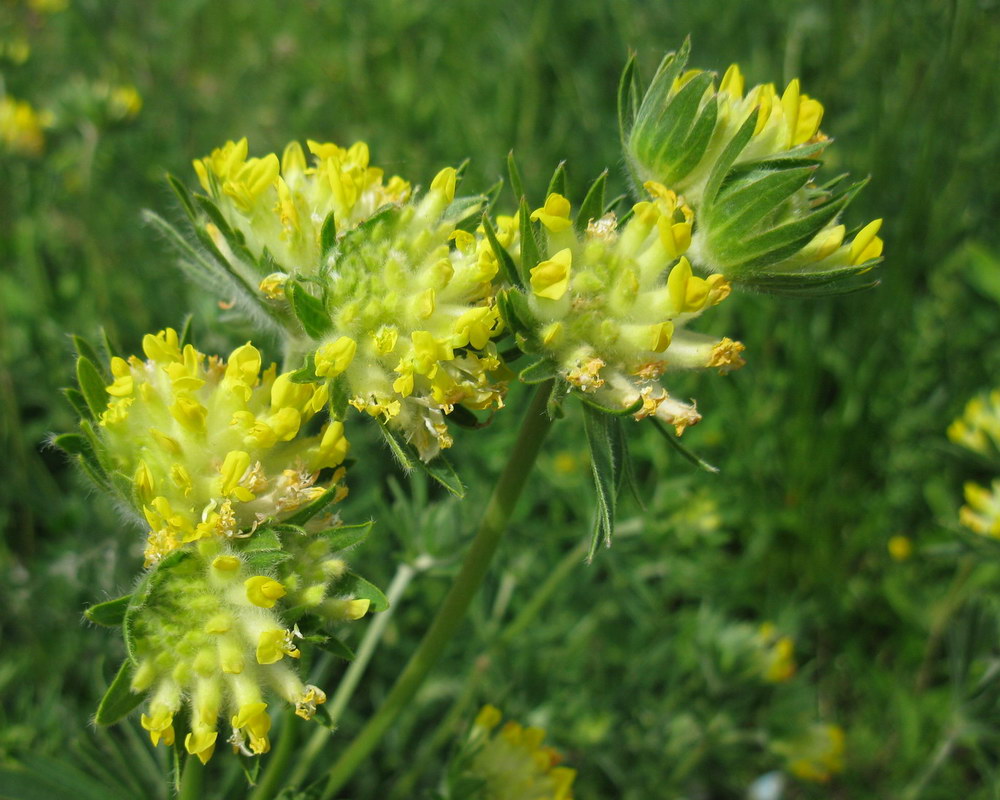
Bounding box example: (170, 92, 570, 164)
(2, 0, 1000, 797)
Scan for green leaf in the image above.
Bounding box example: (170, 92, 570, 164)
(167, 172, 198, 221)
(418, 452, 466, 498)
(124, 549, 192, 663)
(443, 195, 486, 230)
(320, 211, 337, 257)
(518, 197, 542, 270)
(95, 661, 147, 726)
(482, 214, 524, 288)
(617, 50, 639, 148)
(664, 93, 718, 184)
(546, 161, 568, 198)
(701, 110, 759, 206)
(289, 282, 332, 339)
(319, 521, 373, 552)
(315, 636, 354, 661)
(583, 405, 628, 560)
(242, 527, 283, 553)
(708, 165, 816, 241)
(61, 387, 91, 419)
(340, 572, 389, 612)
(76, 356, 109, 418)
(507, 151, 525, 202)
(377, 421, 415, 471)
(646, 71, 716, 181)
(546, 377, 571, 420)
(85, 594, 132, 626)
(650, 418, 720, 473)
(177, 313, 194, 349)
(575, 171, 608, 233)
(288, 354, 321, 384)
(72, 335, 106, 377)
(328, 373, 350, 419)
(518, 357, 558, 385)
(51, 432, 89, 456)
(483, 178, 504, 212)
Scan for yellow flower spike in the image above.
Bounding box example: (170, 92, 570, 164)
(245, 576, 287, 609)
(780, 79, 802, 146)
(294, 685, 327, 720)
(410, 331, 454, 374)
(232, 702, 272, 755)
(313, 421, 349, 469)
(225, 343, 262, 393)
(530, 193, 573, 232)
(219, 450, 252, 499)
(415, 288, 436, 319)
(666, 256, 694, 311)
(794, 94, 825, 145)
(275, 177, 300, 234)
(259, 272, 289, 300)
(204, 613, 233, 634)
(268, 407, 302, 441)
(430, 166, 457, 203)
(649, 321, 674, 353)
(134, 461, 156, 503)
(314, 336, 357, 378)
(142, 328, 182, 363)
(256, 629, 300, 665)
(850, 219, 884, 265)
(657, 215, 693, 259)
(888, 535, 913, 561)
(706, 338, 747, 373)
(185, 728, 218, 765)
(719, 63, 745, 98)
(530, 248, 573, 300)
(475, 705, 503, 731)
(281, 140, 307, 174)
(448, 229, 476, 251)
(141, 708, 176, 748)
(106, 357, 134, 397)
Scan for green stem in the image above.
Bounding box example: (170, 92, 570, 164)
(285, 561, 420, 790)
(319, 381, 555, 798)
(177, 755, 203, 800)
(246, 709, 297, 800)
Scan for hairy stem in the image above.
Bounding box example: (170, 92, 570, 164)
(319, 381, 555, 798)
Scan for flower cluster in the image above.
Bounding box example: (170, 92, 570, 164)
(624, 40, 883, 295)
(499, 183, 742, 433)
(459, 705, 576, 800)
(0, 94, 47, 156)
(187, 140, 507, 459)
(774, 723, 846, 783)
(96, 328, 349, 566)
(129, 540, 329, 762)
(950, 390, 1000, 538)
(65, 328, 381, 763)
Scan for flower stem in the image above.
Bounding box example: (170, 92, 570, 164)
(319, 381, 555, 798)
(178, 754, 204, 800)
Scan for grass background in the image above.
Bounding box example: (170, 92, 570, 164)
(2, 0, 1000, 797)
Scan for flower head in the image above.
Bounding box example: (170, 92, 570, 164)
(127, 540, 341, 761)
(0, 94, 47, 156)
(186, 141, 507, 460)
(459, 705, 576, 800)
(88, 328, 348, 566)
(498, 186, 743, 434)
(622, 41, 883, 294)
(773, 723, 845, 783)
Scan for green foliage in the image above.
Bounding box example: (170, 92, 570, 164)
(2, 1, 1000, 799)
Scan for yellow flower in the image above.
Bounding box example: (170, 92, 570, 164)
(188, 142, 508, 461)
(776, 724, 845, 783)
(127, 540, 344, 762)
(0, 95, 46, 156)
(463, 706, 576, 800)
(91, 329, 346, 566)
(498, 188, 741, 434)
